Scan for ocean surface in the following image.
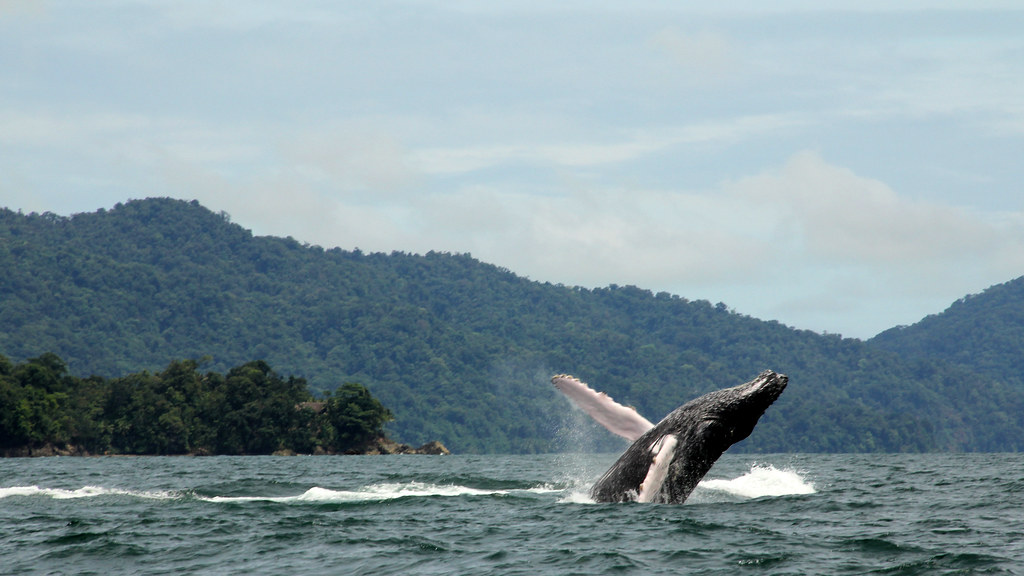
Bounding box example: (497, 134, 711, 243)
(2, 452, 1023, 575)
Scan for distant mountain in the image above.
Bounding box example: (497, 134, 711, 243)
(2, 198, 1022, 453)
(872, 277, 1024, 387)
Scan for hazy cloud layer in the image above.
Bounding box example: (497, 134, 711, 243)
(2, 1, 1024, 337)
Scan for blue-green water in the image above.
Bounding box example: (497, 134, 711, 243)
(2, 453, 1023, 575)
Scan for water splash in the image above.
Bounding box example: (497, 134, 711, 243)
(692, 465, 816, 502)
(558, 490, 599, 504)
(0, 485, 177, 500)
(555, 463, 816, 505)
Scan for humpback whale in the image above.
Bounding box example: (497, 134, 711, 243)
(552, 370, 787, 504)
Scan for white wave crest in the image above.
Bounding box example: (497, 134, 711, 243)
(203, 482, 557, 504)
(2, 482, 556, 504)
(0, 485, 178, 500)
(695, 464, 816, 500)
(557, 490, 600, 504)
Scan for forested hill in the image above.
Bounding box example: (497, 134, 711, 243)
(2, 198, 1023, 453)
(872, 277, 1024, 387)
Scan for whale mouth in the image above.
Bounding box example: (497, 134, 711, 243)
(744, 371, 788, 402)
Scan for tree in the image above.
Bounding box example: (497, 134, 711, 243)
(325, 383, 394, 451)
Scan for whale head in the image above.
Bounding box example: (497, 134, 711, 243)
(676, 369, 788, 448)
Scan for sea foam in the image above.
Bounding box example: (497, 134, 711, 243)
(0, 485, 177, 500)
(202, 482, 557, 504)
(696, 464, 816, 500)
(2, 482, 558, 504)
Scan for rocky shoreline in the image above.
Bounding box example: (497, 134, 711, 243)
(275, 437, 451, 456)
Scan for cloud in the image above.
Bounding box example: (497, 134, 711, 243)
(725, 151, 1024, 271)
(391, 175, 775, 290)
(649, 28, 740, 85)
(404, 148, 1010, 297)
(411, 114, 800, 175)
(0, 109, 147, 147)
(0, 0, 46, 17)
(707, 151, 1024, 333)
(284, 128, 420, 197)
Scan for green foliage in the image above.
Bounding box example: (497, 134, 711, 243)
(0, 353, 393, 455)
(325, 383, 394, 451)
(873, 277, 1024, 387)
(0, 353, 75, 449)
(2, 198, 1023, 453)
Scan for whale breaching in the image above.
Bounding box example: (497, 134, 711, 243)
(552, 370, 787, 504)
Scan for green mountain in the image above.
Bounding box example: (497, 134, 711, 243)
(872, 277, 1024, 387)
(2, 198, 1022, 453)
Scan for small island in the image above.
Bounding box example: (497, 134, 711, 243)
(0, 353, 447, 457)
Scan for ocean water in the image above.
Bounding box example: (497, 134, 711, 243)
(2, 453, 1023, 575)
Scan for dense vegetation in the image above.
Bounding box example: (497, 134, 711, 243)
(2, 198, 1023, 453)
(0, 352, 394, 456)
(872, 277, 1024, 388)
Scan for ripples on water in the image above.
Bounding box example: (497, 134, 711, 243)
(2, 453, 1023, 575)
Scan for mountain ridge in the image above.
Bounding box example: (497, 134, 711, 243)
(2, 197, 1022, 453)
(871, 276, 1024, 385)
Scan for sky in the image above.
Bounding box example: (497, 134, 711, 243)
(2, 1, 1024, 339)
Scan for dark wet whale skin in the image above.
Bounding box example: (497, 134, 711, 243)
(590, 370, 788, 504)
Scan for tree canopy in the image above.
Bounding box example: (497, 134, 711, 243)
(0, 353, 393, 456)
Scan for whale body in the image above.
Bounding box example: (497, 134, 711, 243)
(552, 370, 787, 504)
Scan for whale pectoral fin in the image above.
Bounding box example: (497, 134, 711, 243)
(552, 375, 655, 442)
(636, 434, 678, 503)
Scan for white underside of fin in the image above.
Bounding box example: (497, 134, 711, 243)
(551, 375, 655, 441)
(637, 434, 678, 503)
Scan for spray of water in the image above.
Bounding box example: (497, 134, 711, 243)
(0, 485, 178, 500)
(689, 464, 816, 503)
